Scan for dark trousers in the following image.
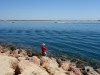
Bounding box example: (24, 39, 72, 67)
(42, 52, 47, 56)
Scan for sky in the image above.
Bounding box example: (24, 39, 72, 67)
(0, 0, 100, 20)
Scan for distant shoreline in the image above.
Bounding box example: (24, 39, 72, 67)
(0, 20, 100, 22)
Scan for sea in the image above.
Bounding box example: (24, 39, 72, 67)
(0, 21, 100, 67)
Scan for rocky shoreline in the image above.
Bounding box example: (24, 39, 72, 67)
(0, 44, 100, 75)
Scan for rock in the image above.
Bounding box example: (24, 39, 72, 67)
(54, 70, 67, 75)
(10, 49, 19, 57)
(3, 47, 11, 52)
(69, 63, 82, 75)
(0, 55, 18, 75)
(18, 57, 27, 61)
(67, 71, 75, 75)
(5, 50, 11, 55)
(30, 56, 40, 66)
(18, 60, 49, 75)
(6, 44, 16, 51)
(11, 49, 27, 58)
(26, 56, 40, 66)
(96, 68, 100, 74)
(0, 47, 12, 56)
(61, 60, 71, 71)
(3, 47, 12, 55)
(71, 59, 86, 68)
(81, 66, 100, 75)
(26, 50, 33, 57)
(40, 56, 66, 75)
(40, 56, 58, 69)
(0, 45, 4, 53)
(1, 51, 11, 56)
(56, 58, 63, 67)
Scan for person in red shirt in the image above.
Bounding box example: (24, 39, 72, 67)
(41, 43, 47, 56)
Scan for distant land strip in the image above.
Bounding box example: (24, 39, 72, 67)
(0, 20, 100, 22)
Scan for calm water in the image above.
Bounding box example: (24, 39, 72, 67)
(0, 21, 100, 61)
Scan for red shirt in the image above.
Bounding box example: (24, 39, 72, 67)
(41, 46, 47, 52)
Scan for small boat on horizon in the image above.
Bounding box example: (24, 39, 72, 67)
(54, 21, 66, 24)
(12, 22, 15, 23)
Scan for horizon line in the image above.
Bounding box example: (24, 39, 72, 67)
(0, 19, 100, 21)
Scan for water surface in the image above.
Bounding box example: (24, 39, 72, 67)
(0, 21, 100, 61)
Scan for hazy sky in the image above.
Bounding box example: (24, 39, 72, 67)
(0, 0, 100, 20)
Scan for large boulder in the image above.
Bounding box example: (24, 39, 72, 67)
(81, 66, 100, 75)
(27, 56, 40, 66)
(40, 56, 66, 75)
(18, 60, 49, 75)
(96, 68, 100, 74)
(40, 56, 59, 73)
(11, 49, 27, 58)
(69, 63, 82, 75)
(3, 47, 13, 55)
(56, 58, 82, 75)
(41, 56, 59, 67)
(0, 55, 18, 75)
(61, 60, 71, 71)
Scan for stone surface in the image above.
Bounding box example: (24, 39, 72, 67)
(81, 66, 100, 75)
(61, 61, 71, 71)
(11, 49, 27, 58)
(40, 56, 66, 75)
(30, 56, 40, 66)
(18, 57, 27, 61)
(53, 70, 67, 75)
(69, 63, 82, 75)
(18, 60, 49, 75)
(67, 71, 75, 75)
(96, 68, 100, 74)
(0, 55, 18, 75)
(0, 45, 4, 53)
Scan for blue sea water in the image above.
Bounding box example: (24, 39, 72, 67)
(0, 21, 100, 61)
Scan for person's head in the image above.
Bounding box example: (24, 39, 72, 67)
(42, 43, 45, 46)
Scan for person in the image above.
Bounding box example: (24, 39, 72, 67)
(41, 43, 47, 56)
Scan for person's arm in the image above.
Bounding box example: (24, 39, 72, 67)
(44, 46, 47, 52)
